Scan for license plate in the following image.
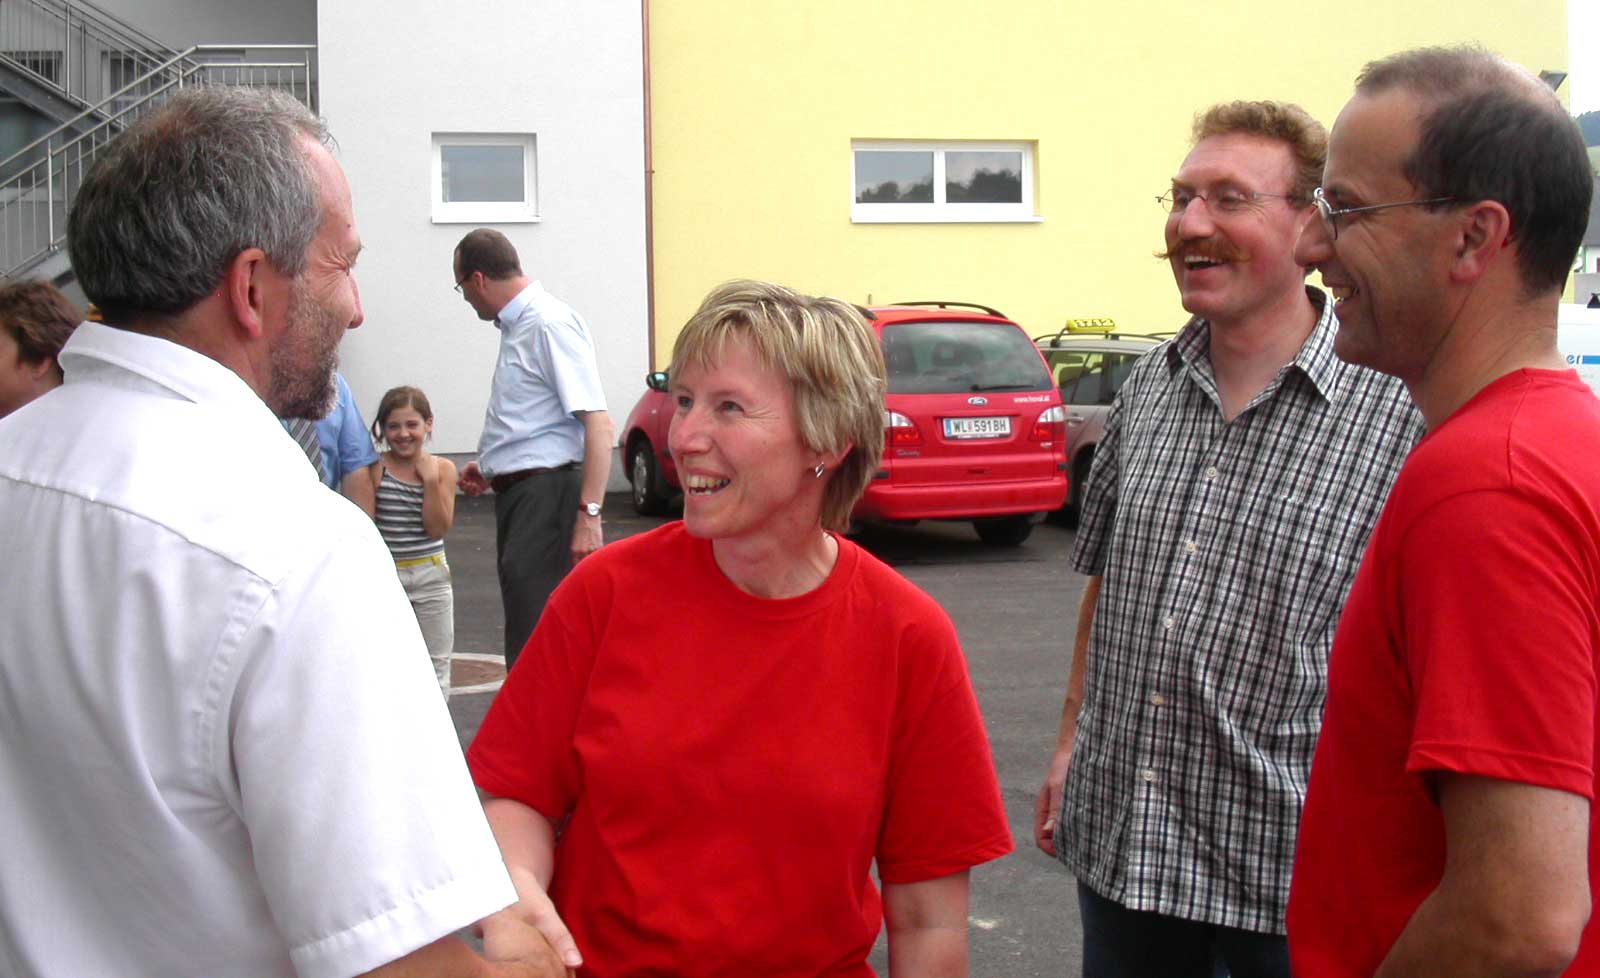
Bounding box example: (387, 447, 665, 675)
(944, 416, 1011, 439)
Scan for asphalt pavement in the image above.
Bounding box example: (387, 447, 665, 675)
(444, 493, 1089, 977)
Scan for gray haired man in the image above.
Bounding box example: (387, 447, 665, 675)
(0, 88, 576, 978)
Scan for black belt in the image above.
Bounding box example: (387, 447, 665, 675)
(490, 461, 578, 494)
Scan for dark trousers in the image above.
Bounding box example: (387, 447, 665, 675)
(1077, 882, 1290, 978)
(493, 467, 581, 668)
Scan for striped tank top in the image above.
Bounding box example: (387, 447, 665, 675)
(374, 469, 445, 561)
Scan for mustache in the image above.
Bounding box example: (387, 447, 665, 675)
(1154, 241, 1249, 263)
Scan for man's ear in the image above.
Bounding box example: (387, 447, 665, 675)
(222, 247, 273, 340)
(1448, 200, 1512, 285)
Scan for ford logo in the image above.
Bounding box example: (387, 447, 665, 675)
(967, 396, 988, 406)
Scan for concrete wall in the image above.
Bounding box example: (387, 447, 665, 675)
(318, 0, 647, 457)
(648, 0, 1572, 360)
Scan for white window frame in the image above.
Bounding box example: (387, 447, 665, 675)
(430, 132, 539, 224)
(851, 140, 1038, 224)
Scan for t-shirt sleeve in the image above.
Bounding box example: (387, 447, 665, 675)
(1071, 391, 1122, 576)
(334, 382, 379, 474)
(468, 580, 593, 819)
(538, 311, 608, 418)
(224, 521, 516, 978)
(876, 611, 1014, 884)
(1400, 489, 1597, 799)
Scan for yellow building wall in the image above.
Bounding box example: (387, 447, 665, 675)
(647, 0, 1569, 364)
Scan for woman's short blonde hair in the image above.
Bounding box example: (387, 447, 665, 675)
(669, 280, 886, 531)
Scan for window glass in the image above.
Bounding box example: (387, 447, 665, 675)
(883, 321, 1052, 394)
(946, 151, 1022, 203)
(851, 141, 1034, 223)
(1104, 354, 1139, 402)
(1064, 354, 1108, 405)
(854, 151, 934, 203)
(441, 144, 525, 203)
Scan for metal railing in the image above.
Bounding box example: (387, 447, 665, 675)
(0, 43, 316, 280)
(0, 0, 180, 111)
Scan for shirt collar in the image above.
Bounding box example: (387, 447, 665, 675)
(58, 321, 274, 415)
(494, 280, 543, 331)
(1164, 286, 1343, 403)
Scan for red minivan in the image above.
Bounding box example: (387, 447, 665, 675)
(620, 301, 1068, 545)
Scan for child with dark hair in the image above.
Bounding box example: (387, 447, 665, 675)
(368, 386, 458, 697)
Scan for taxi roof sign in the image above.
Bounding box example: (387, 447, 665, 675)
(1064, 317, 1117, 334)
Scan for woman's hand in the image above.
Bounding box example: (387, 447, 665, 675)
(479, 907, 575, 977)
(504, 870, 583, 972)
(482, 797, 582, 972)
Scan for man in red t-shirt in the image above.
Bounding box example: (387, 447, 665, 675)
(1289, 46, 1600, 977)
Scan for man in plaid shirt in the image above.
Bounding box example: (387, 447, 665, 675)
(1033, 101, 1421, 977)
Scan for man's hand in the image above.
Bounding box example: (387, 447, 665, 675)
(480, 907, 575, 978)
(571, 512, 602, 566)
(1034, 736, 1075, 857)
(1036, 575, 1100, 857)
(460, 460, 489, 497)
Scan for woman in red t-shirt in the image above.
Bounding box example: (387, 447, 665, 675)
(467, 280, 1012, 977)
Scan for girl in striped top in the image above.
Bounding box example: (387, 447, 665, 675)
(368, 386, 458, 698)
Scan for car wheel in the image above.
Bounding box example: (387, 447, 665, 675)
(629, 440, 667, 516)
(973, 515, 1033, 546)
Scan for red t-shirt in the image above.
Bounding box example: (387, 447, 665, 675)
(468, 523, 1013, 978)
(1289, 370, 1600, 976)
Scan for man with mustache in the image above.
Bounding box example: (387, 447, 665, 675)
(1289, 47, 1598, 978)
(1033, 100, 1420, 977)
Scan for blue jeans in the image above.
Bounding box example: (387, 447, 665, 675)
(1077, 882, 1290, 978)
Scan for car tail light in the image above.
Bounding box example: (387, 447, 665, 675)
(1031, 405, 1066, 441)
(885, 409, 922, 447)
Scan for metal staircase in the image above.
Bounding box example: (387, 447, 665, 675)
(0, 0, 177, 122)
(0, 0, 316, 282)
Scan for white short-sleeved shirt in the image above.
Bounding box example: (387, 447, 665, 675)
(477, 281, 607, 477)
(0, 323, 516, 978)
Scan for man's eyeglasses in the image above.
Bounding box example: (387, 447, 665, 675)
(453, 271, 472, 294)
(1156, 187, 1303, 216)
(1311, 187, 1458, 240)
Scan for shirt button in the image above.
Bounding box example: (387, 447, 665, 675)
(1183, 539, 1198, 555)
(1162, 615, 1176, 630)
(1141, 769, 1157, 783)
(1150, 692, 1167, 706)
(1205, 466, 1219, 480)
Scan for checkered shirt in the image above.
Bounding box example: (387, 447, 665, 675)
(1057, 288, 1422, 933)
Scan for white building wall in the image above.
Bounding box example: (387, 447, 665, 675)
(318, 0, 648, 463)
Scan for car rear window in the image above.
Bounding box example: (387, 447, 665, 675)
(882, 320, 1053, 395)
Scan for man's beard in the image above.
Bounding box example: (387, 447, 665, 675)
(270, 276, 342, 421)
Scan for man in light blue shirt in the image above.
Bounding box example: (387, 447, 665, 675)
(318, 371, 379, 511)
(453, 228, 612, 667)
(279, 372, 379, 512)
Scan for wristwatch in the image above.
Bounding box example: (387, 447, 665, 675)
(580, 501, 603, 518)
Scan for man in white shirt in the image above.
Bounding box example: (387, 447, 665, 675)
(453, 228, 612, 668)
(0, 88, 577, 978)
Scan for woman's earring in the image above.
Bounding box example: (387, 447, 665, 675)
(813, 462, 826, 479)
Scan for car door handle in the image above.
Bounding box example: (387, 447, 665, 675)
(1066, 415, 1087, 426)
